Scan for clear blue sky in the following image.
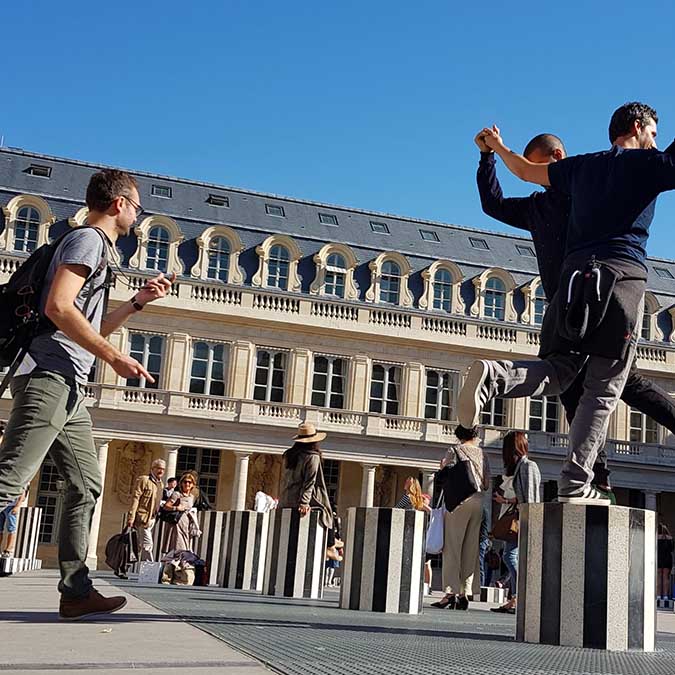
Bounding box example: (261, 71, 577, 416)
(5, 1, 675, 258)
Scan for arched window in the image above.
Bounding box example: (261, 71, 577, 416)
(433, 268, 453, 312)
(533, 285, 547, 325)
(207, 236, 231, 281)
(380, 261, 401, 304)
(324, 252, 347, 298)
(484, 277, 506, 320)
(146, 226, 170, 272)
(267, 244, 290, 290)
(13, 206, 41, 252)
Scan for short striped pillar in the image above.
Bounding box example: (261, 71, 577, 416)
(0, 507, 43, 575)
(340, 508, 426, 614)
(263, 509, 326, 599)
(216, 511, 270, 591)
(191, 511, 226, 586)
(479, 586, 507, 604)
(517, 503, 656, 652)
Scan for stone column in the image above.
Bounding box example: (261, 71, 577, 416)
(348, 355, 370, 411)
(421, 469, 435, 503)
(644, 490, 658, 512)
(288, 348, 312, 405)
(360, 464, 377, 507)
(402, 362, 425, 418)
(228, 340, 256, 399)
(165, 332, 190, 392)
(165, 445, 180, 482)
(231, 451, 251, 510)
(85, 438, 111, 570)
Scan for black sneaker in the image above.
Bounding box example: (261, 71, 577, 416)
(457, 360, 491, 428)
(558, 486, 611, 505)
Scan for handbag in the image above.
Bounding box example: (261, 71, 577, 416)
(437, 448, 480, 513)
(425, 497, 445, 555)
(491, 504, 519, 543)
(158, 507, 184, 524)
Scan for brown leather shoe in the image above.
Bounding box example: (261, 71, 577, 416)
(59, 588, 127, 621)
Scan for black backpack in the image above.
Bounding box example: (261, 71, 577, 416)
(0, 225, 110, 385)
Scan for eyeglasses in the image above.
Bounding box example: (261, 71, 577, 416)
(182, 480, 194, 485)
(123, 195, 144, 218)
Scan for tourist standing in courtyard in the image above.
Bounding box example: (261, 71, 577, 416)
(432, 424, 490, 610)
(395, 476, 424, 509)
(491, 431, 540, 614)
(162, 473, 198, 553)
(0, 169, 174, 620)
(279, 423, 342, 562)
(126, 458, 165, 562)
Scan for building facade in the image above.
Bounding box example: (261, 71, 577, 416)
(1, 147, 675, 568)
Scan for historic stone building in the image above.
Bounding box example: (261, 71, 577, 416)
(1, 146, 675, 568)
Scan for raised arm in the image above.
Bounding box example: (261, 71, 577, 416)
(482, 126, 551, 187)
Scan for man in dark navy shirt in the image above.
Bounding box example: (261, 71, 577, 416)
(458, 102, 675, 503)
(475, 131, 675, 491)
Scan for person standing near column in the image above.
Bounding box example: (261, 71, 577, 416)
(0, 168, 175, 620)
(127, 458, 166, 562)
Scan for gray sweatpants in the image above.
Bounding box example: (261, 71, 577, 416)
(483, 319, 640, 495)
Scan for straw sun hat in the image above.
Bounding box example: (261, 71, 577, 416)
(293, 422, 326, 443)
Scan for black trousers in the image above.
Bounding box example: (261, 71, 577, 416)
(560, 358, 675, 485)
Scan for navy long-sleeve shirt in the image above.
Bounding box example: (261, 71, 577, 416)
(476, 152, 569, 299)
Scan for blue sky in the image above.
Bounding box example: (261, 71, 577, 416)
(5, 1, 675, 258)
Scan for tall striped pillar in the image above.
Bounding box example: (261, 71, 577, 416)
(517, 503, 656, 652)
(263, 509, 326, 599)
(340, 508, 426, 614)
(217, 511, 270, 591)
(0, 507, 43, 575)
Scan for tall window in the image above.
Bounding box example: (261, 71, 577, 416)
(369, 364, 401, 415)
(267, 245, 290, 290)
(630, 408, 658, 444)
(380, 261, 401, 304)
(641, 312, 652, 341)
(14, 206, 40, 253)
(311, 356, 346, 408)
(127, 334, 164, 389)
(253, 349, 286, 402)
(207, 236, 230, 281)
(534, 285, 547, 325)
(433, 269, 453, 312)
(481, 399, 506, 427)
(529, 395, 560, 433)
(146, 226, 170, 272)
(484, 277, 506, 320)
(176, 446, 220, 505)
(425, 370, 458, 421)
(324, 253, 346, 298)
(190, 342, 226, 395)
(323, 459, 340, 505)
(36, 458, 63, 544)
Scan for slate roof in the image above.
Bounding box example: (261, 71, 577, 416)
(2, 146, 675, 315)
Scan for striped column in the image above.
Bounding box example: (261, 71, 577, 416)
(340, 507, 426, 614)
(517, 503, 656, 652)
(479, 587, 507, 604)
(216, 511, 270, 591)
(263, 509, 326, 599)
(0, 507, 43, 575)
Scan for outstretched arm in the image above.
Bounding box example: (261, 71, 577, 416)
(482, 126, 551, 186)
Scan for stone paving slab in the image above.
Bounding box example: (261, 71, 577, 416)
(114, 575, 675, 675)
(0, 571, 270, 674)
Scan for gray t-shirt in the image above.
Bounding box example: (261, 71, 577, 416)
(17, 228, 109, 384)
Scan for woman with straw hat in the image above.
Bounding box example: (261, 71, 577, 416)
(279, 422, 342, 561)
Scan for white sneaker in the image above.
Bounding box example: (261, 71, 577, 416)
(457, 360, 490, 428)
(558, 486, 611, 505)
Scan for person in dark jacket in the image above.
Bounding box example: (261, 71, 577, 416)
(279, 423, 342, 561)
(475, 129, 675, 492)
(459, 102, 675, 503)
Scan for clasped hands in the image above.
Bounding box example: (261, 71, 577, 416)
(474, 125, 504, 153)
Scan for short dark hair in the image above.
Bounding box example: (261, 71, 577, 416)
(454, 424, 480, 442)
(608, 102, 658, 143)
(523, 133, 566, 159)
(502, 430, 529, 476)
(86, 169, 138, 212)
(167, 477, 177, 484)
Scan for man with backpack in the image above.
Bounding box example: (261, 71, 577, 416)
(0, 168, 174, 619)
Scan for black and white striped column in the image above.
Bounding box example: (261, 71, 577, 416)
(479, 587, 507, 604)
(0, 507, 43, 575)
(340, 508, 426, 614)
(191, 511, 226, 586)
(263, 509, 326, 599)
(216, 511, 270, 591)
(517, 503, 656, 652)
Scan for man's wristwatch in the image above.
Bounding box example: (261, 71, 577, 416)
(131, 295, 144, 311)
